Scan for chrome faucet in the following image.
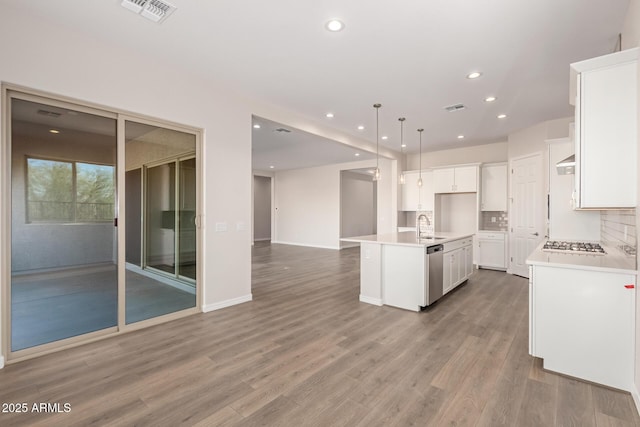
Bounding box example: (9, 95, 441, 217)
(417, 213, 432, 240)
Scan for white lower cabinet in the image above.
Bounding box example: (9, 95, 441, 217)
(529, 264, 635, 391)
(477, 232, 506, 270)
(443, 237, 474, 295)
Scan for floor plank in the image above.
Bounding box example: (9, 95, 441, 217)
(1, 241, 639, 426)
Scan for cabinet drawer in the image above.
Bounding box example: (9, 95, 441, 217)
(477, 232, 505, 241)
(444, 237, 473, 252)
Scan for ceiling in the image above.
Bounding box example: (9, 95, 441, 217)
(252, 117, 376, 171)
(7, 0, 631, 167)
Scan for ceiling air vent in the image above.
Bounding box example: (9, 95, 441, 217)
(37, 109, 62, 118)
(444, 103, 466, 112)
(274, 128, 291, 133)
(121, 0, 176, 23)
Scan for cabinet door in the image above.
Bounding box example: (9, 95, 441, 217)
(578, 60, 637, 208)
(532, 265, 635, 391)
(477, 239, 505, 268)
(418, 170, 434, 211)
(481, 164, 507, 211)
(464, 245, 474, 278)
(401, 171, 421, 211)
(454, 166, 478, 193)
(451, 249, 462, 286)
(433, 168, 455, 193)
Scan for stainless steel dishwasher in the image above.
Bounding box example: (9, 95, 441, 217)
(424, 244, 444, 306)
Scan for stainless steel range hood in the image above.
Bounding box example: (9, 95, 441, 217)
(556, 154, 575, 175)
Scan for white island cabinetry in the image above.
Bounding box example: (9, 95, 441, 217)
(443, 237, 473, 295)
(341, 232, 474, 311)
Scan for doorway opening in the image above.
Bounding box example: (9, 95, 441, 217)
(253, 175, 272, 243)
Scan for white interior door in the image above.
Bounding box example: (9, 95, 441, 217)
(510, 153, 544, 278)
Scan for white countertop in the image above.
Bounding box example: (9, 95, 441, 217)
(341, 231, 474, 248)
(526, 242, 637, 274)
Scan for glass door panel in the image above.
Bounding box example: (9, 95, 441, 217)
(10, 97, 117, 351)
(178, 158, 196, 281)
(124, 121, 197, 324)
(146, 163, 176, 276)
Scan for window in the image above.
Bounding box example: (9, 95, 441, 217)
(27, 157, 115, 223)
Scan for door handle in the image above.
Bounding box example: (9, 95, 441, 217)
(531, 232, 539, 236)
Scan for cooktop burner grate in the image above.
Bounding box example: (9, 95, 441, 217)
(542, 240, 606, 255)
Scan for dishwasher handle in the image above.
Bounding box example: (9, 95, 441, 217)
(427, 244, 444, 254)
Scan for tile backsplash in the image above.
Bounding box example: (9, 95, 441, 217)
(601, 209, 636, 255)
(480, 211, 508, 231)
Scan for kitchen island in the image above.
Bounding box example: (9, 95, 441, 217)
(341, 231, 474, 311)
(527, 242, 637, 391)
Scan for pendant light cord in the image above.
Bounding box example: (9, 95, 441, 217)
(373, 104, 382, 180)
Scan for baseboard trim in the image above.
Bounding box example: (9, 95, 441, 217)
(340, 242, 360, 249)
(632, 384, 640, 417)
(271, 241, 340, 250)
(359, 295, 383, 306)
(202, 294, 253, 313)
(0, 355, 4, 369)
(253, 238, 271, 242)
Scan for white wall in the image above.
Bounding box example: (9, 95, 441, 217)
(340, 171, 376, 241)
(274, 158, 394, 249)
(0, 5, 396, 363)
(253, 175, 271, 241)
(435, 193, 477, 234)
(547, 139, 600, 241)
(406, 141, 508, 170)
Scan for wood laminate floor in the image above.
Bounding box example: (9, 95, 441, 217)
(1, 241, 639, 426)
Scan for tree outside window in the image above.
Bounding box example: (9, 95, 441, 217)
(27, 157, 115, 223)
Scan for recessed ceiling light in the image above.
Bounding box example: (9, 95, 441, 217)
(49, 129, 60, 134)
(497, 114, 507, 119)
(401, 144, 407, 148)
(357, 125, 365, 131)
(269, 165, 275, 169)
(381, 136, 388, 140)
(354, 153, 360, 157)
(467, 71, 482, 79)
(457, 135, 464, 139)
(326, 112, 334, 118)
(484, 96, 497, 102)
(253, 124, 261, 129)
(325, 19, 345, 32)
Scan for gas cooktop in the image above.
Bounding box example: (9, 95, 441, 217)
(542, 240, 606, 255)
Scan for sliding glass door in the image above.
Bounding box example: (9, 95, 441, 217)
(9, 96, 118, 352)
(5, 90, 200, 358)
(124, 121, 197, 324)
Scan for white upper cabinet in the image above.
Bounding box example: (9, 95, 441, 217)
(433, 165, 478, 193)
(571, 48, 638, 208)
(480, 163, 507, 211)
(401, 170, 434, 211)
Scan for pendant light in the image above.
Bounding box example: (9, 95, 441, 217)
(398, 117, 406, 185)
(417, 129, 424, 187)
(373, 103, 382, 181)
